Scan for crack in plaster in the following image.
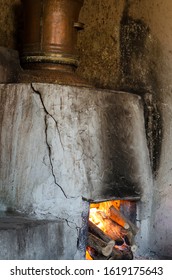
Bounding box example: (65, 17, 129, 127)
(54, 216, 81, 257)
(31, 84, 82, 201)
(31, 84, 64, 150)
(44, 115, 68, 198)
(31, 84, 67, 198)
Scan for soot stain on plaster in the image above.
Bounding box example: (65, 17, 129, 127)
(119, 1, 162, 174)
(119, 1, 150, 92)
(98, 96, 142, 199)
(144, 94, 162, 175)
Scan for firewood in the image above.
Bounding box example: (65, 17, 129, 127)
(95, 211, 128, 241)
(102, 240, 116, 257)
(110, 205, 139, 235)
(87, 232, 109, 256)
(88, 220, 115, 243)
(109, 205, 130, 229)
(88, 233, 123, 259)
(87, 233, 115, 257)
(87, 243, 133, 260)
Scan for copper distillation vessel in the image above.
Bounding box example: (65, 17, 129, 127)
(19, 0, 89, 86)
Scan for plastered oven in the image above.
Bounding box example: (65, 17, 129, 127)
(0, 83, 154, 259)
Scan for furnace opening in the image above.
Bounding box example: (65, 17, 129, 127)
(86, 200, 139, 260)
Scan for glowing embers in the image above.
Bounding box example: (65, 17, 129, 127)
(86, 200, 139, 260)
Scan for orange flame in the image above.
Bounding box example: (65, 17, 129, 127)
(86, 200, 121, 259)
(89, 200, 120, 231)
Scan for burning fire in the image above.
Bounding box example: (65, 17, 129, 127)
(86, 200, 121, 260)
(89, 200, 120, 232)
(86, 200, 138, 260)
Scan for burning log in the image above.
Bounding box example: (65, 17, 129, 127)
(110, 205, 139, 236)
(87, 231, 133, 260)
(95, 211, 128, 241)
(109, 205, 130, 229)
(88, 220, 115, 243)
(88, 233, 123, 259)
(87, 201, 137, 260)
(89, 220, 134, 256)
(87, 233, 109, 256)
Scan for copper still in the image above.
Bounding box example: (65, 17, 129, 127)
(19, 0, 89, 86)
